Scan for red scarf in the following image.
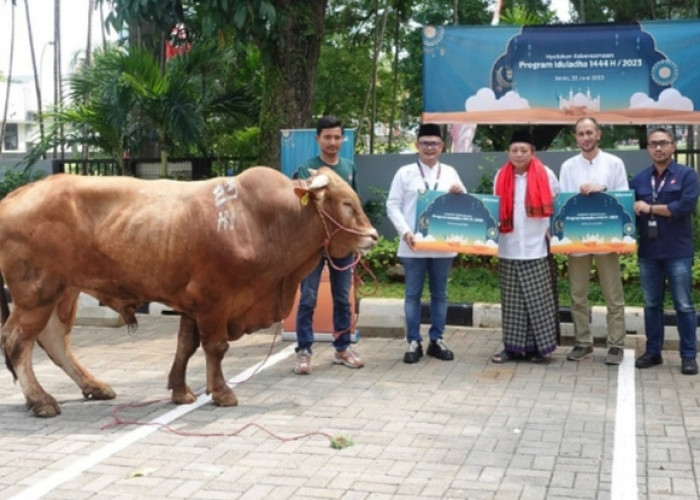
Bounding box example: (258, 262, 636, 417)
(495, 156, 554, 234)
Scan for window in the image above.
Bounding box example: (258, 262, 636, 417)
(3, 124, 18, 151)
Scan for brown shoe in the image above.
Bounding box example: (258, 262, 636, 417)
(566, 345, 593, 361)
(605, 347, 624, 365)
(333, 348, 364, 369)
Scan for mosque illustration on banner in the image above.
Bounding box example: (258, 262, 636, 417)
(558, 88, 601, 114)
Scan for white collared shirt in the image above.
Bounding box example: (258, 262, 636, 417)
(494, 166, 559, 260)
(558, 150, 628, 193)
(386, 160, 467, 258)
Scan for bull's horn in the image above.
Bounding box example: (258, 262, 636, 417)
(308, 168, 318, 176)
(308, 174, 329, 190)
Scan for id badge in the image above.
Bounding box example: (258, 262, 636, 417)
(647, 219, 658, 239)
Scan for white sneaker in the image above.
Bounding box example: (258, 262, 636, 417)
(294, 349, 312, 375)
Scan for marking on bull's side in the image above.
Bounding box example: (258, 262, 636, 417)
(213, 179, 238, 231)
(213, 179, 238, 206)
(217, 210, 236, 231)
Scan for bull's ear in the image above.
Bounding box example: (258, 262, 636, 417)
(293, 174, 328, 205)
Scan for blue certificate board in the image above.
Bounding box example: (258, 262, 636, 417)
(413, 191, 500, 255)
(550, 191, 637, 254)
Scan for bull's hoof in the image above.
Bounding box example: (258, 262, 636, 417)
(82, 383, 117, 400)
(212, 390, 238, 407)
(171, 387, 197, 405)
(29, 398, 61, 418)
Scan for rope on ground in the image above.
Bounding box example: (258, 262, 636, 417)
(100, 322, 353, 449)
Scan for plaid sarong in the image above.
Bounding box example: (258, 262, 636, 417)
(499, 257, 558, 356)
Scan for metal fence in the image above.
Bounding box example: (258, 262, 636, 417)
(51, 157, 255, 179)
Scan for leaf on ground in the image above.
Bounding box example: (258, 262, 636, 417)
(330, 436, 354, 449)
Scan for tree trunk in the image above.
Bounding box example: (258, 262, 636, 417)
(0, 2, 15, 160)
(358, 0, 387, 154)
(257, 0, 327, 168)
(387, 10, 401, 152)
(82, 0, 94, 161)
(99, 1, 107, 50)
(369, 4, 389, 153)
(24, 0, 45, 157)
(54, 0, 62, 159)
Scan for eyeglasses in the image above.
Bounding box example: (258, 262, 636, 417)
(418, 141, 441, 148)
(648, 140, 672, 148)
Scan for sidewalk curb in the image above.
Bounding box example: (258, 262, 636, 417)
(73, 295, 690, 349)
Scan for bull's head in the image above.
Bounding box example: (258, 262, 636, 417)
(294, 168, 378, 258)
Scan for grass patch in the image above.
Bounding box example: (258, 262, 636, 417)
(359, 266, 692, 309)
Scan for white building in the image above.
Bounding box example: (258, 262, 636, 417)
(0, 80, 39, 155)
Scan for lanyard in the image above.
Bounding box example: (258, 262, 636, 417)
(416, 161, 441, 191)
(650, 171, 668, 203)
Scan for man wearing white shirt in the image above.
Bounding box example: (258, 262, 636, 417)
(386, 123, 467, 364)
(559, 117, 629, 365)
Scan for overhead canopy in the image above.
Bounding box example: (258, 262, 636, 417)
(422, 20, 700, 125)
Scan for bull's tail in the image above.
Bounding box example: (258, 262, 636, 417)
(0, 272, 16, 380)
(0, 272, 8, 326)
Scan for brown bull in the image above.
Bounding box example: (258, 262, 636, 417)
(0, 166, 378, 417)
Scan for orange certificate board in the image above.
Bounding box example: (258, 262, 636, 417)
(281, 265, 358, 343)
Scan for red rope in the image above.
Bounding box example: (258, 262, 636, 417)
(102, 398, 334, 442)
(100, 324, 335, 444)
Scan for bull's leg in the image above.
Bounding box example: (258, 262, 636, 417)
(1, 306, 62, 417)
(36, 298, 116, 401)
(168, 315, 200, 404)
(199, 321, 237, 407)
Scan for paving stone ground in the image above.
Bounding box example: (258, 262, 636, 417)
(1, 315, 699, 499)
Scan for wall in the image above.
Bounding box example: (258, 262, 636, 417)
(356, 149, 652, 237)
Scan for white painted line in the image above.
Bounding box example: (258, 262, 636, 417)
(9, 344, 296, 500)
(611, 349, 638, 500)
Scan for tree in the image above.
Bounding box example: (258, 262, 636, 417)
(27, 43, 256, 176)
(253, 1, 327, 167)
(568, 0, 700, 22)
(101, 0, 327, 169)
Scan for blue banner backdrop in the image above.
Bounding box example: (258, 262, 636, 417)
(423, 20, 700, 124)
(280, 129, 356, 178)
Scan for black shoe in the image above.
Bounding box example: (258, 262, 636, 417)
(403, 341, 423, 364)
(681, 358, 698, 375)
(426, 339, 454, 361)
(635, 352, 663, 369)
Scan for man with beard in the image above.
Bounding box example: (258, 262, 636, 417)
(559, 117, 629, 365)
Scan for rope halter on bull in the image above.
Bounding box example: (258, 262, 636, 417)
(309, 198, 370, 339)
(310, 198, 364, 271)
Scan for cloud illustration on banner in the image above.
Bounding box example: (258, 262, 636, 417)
(465, 89, 530, 112)
(629, 88, 694, 110)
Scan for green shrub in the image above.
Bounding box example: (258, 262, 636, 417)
(363, 236, 399, 271)
(0, 169, 44, 200)
(362, 186, 388, 228)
